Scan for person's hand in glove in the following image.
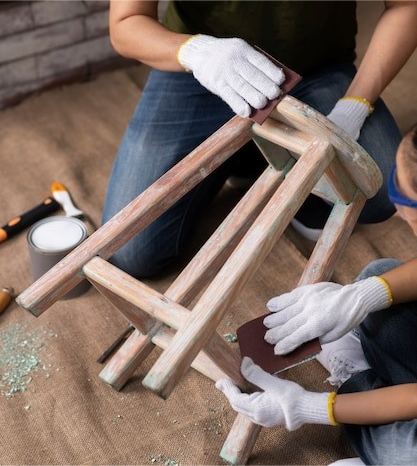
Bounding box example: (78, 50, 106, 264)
(327, 96, 374, 140)
(177, 35, 285, 118)
(264, 276, 392, 355)
(216, 357, 337, 430)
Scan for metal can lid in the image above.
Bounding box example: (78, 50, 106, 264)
(28, 216, 87, 253)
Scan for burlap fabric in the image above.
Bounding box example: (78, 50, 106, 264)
(0, 34, 416, 464)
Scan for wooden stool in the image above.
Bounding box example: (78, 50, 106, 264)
(17, 96, 381, 465)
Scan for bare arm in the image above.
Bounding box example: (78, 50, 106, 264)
(109, 0, 190, 71)
(334, 383, 417, 424)
(347, 1, 417, 103)
(110, 1, 417, 94)
(380, 256, 417, 304)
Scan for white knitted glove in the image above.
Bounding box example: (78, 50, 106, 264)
(216, 357, 332, 430)
(177, 35, 285, 118)
(264, 276, 392, 355)
(327, 98, 372, 140)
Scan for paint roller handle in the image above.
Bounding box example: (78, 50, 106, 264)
(0, 197, 61, 243)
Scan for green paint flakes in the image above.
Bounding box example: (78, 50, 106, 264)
(0, 323, 55, 398)
(223, 333, 238, 343)
(203, 418, 222, 435)
(149, 454, 179, 466)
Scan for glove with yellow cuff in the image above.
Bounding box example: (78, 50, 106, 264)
(216, 357, 338, 430)
(264, 276, 393, 356)
(177, 35, 285, 118)
(327, 96, 375, 140)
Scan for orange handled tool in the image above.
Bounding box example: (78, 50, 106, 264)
(0, 287, 14, 315)
(0, 197, 60, 243)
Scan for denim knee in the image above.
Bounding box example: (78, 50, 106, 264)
(356, 259, 417, 385)
(356, 258, 403, 281)
(344, 420, 417, 466)
(368, 429, 417, 466)
(108, 241, 176, 279)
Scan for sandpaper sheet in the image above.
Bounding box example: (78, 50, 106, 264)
(250, 48, 302, 125)
(237, 314, 321, 374)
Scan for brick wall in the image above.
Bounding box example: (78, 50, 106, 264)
(0, 0, 134, 109)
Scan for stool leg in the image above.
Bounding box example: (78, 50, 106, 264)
(100, 330, 155, 390)
(220, 414, 262, 465)
(300, 191, 366, 285)
(221, 192, 366, 465)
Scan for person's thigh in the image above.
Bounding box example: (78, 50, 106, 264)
(360, 303, 417, 385)
(102, 70, 238, 277)
(292, 63, 401, 223)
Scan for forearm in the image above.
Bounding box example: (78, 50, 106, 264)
(333, 383, 417, 425)
(109, 0, 190, 71)
(380, 257, 417, 304)
(346, 1, 417, 103)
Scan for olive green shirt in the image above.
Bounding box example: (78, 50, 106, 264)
(163, 1, 357, 75)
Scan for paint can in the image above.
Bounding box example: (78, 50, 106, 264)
(27, 216, 90, 299)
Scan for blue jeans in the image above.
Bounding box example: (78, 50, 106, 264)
(102, 63, 401, 278)
(338, 259, 417, 465)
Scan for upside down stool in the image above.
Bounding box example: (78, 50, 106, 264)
(17, 95, 382, 465)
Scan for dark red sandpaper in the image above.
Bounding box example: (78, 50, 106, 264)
(250, 48, 302, 125)
(237, 314, 321, 374)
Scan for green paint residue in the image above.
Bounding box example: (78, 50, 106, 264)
(149, 454, 179, 466)
(223, 333, 238, 343)
(0, 323, 55, 398)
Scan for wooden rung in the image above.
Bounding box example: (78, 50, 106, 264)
(252, 117, 313, 154)
(254, 116, 358, 204)
(92, 281, 156, 334)
(83, 257, 191, 331)
(142, 140, 336, 399)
